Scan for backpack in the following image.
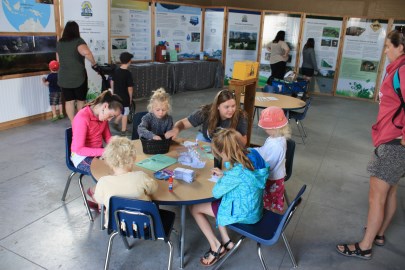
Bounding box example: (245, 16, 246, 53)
(392, 65, 405, 129)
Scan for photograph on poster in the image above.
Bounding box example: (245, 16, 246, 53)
(228, 31, 257, 50)
(0, 36, 56, 76)
(321, 39, 332, 46)
(191, 33, 200, 42)
(360, 60, 378, 72)
(112, 38, 127, 49)
(35, 0, 53, 3)
(346, 26, 366, 36)
(322, 27, 340, 38)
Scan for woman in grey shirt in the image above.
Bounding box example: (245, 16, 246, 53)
(301, 38, 318, 81)
(166, 89, 248, 146)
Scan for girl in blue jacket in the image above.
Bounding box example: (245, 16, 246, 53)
(189, 128, 269, 266)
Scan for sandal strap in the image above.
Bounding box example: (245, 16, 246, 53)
(354, 243, 372, 256)
(375, 235, 385, 241)
(203, 245, 223, 259)
(223, 240, 233, 250)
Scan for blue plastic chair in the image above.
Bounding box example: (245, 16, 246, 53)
(289, 97, 312, 144)
(213, 185, 306, 270)
(61, 128, 95, 222)
(284, 139, 296, 206)
(131, 111, 148, 140)
(104, 197, 176, 270)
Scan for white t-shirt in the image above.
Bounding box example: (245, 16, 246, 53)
(255, 136, 287, 180)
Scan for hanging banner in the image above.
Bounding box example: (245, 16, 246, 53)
(0, 0, 55, 32)
(336, 18, 388, 99)
(203, 8, 224, 60)
(301, 16, 343, 94)
(111, 0, 151, 62)
(224, 9, 261, 84)
(155, 3, 202, 60)
(259, 13, 301, 86)
(63, 0, 109, 99)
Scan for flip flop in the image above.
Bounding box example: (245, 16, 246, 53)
(200, 245, 227, 267)
(336, 243, 372, 260)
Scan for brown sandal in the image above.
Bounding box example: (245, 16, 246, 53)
(200, 245, 226, 266)
(223, 239, 234, 251)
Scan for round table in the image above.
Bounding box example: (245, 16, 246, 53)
(91, 139, 215, 268)
(241, 92, 306, 110)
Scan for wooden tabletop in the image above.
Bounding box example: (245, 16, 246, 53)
(240, 92, 306, 110)
(90, 139, 216, 205)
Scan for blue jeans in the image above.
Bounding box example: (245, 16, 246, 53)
(76, 157, 93, 174)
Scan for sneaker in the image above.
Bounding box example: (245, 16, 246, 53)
(51, 116, 59, 122)
(58, 114, 65, 119)
(113, 123, 120, 131)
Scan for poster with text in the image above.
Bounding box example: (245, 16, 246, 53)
(224, 9, 261, 84)
(259, 13, 301, 86)
(203, 8, 224, 60)
(155, 3, 201, 60)
(301, 16, 343, 94)
(336, 18, 388, 99)
(111, 0, 151, 62)
(63, 0, 108, 98)
(0, 0, 55, 32)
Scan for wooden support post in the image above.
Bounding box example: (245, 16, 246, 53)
(228, 78, 257, 146)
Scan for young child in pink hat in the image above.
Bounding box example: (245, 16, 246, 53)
(254, 106, 291, 213)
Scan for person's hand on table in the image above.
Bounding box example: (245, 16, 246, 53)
(153, 135, 162, 140)
(165, 129, 178, 139)
(211, 167, 223, 177)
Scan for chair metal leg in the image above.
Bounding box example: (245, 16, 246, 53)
(120, 234, 131, 249)
(213, 236, 245, 270)
(61, 171, 76, 201)
(296, 121, 305, 144)
(78, 174, 94, 222)
(282, 232, 298, 268)
(100, 204, 105, 230)
(104, 231, 119, 270)
(167, 240, 173, 270)
(257, 243, 269, 270)
(284, 190, 291, 206)
(179, 205, 186, 268)
(299, 121, 307, 137)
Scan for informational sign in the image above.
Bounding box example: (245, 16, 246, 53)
(203, 8, 224, 60)
(301, 16, 343, 93)
(111, 0, 151, 62)
(224, 9, 261, 84)
(155, 3, 202, 60)
(0, 0, 55, 32)
(259, 13, 301, 86)
(336, 18, 388, 99)
(63, 0, 109, 98)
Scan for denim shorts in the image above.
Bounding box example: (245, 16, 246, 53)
(367, 141, 405, 185)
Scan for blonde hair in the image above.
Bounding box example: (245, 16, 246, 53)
(147, 88, 172, 114)
(265, 124, 291, 139)
(211, 128, 254, 171)
(102, 136, 137, 169)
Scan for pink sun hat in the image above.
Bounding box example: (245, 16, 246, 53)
(258, 106, 288, 129)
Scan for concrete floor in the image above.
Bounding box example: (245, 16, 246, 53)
(0, 88, 404, 270)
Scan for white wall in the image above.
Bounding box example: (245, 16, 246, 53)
(0, 76, 50, 123)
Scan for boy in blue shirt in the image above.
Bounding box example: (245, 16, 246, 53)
(42, 60, 64, 121)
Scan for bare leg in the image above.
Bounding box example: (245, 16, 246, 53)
(377, 184, 397, 237)
(337, 176, 390, 253)
(51, 105, 57, 118)
(121, 115, 128, 132)
(189, 203, 224, 264)
(58, 104, 64, 116)
(65, 100, 75, 122)
(76, 100, 85, 112)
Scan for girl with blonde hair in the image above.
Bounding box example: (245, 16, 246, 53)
(137, 88, 173, 140)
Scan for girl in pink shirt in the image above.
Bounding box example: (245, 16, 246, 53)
(71, 90, 123, 174)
